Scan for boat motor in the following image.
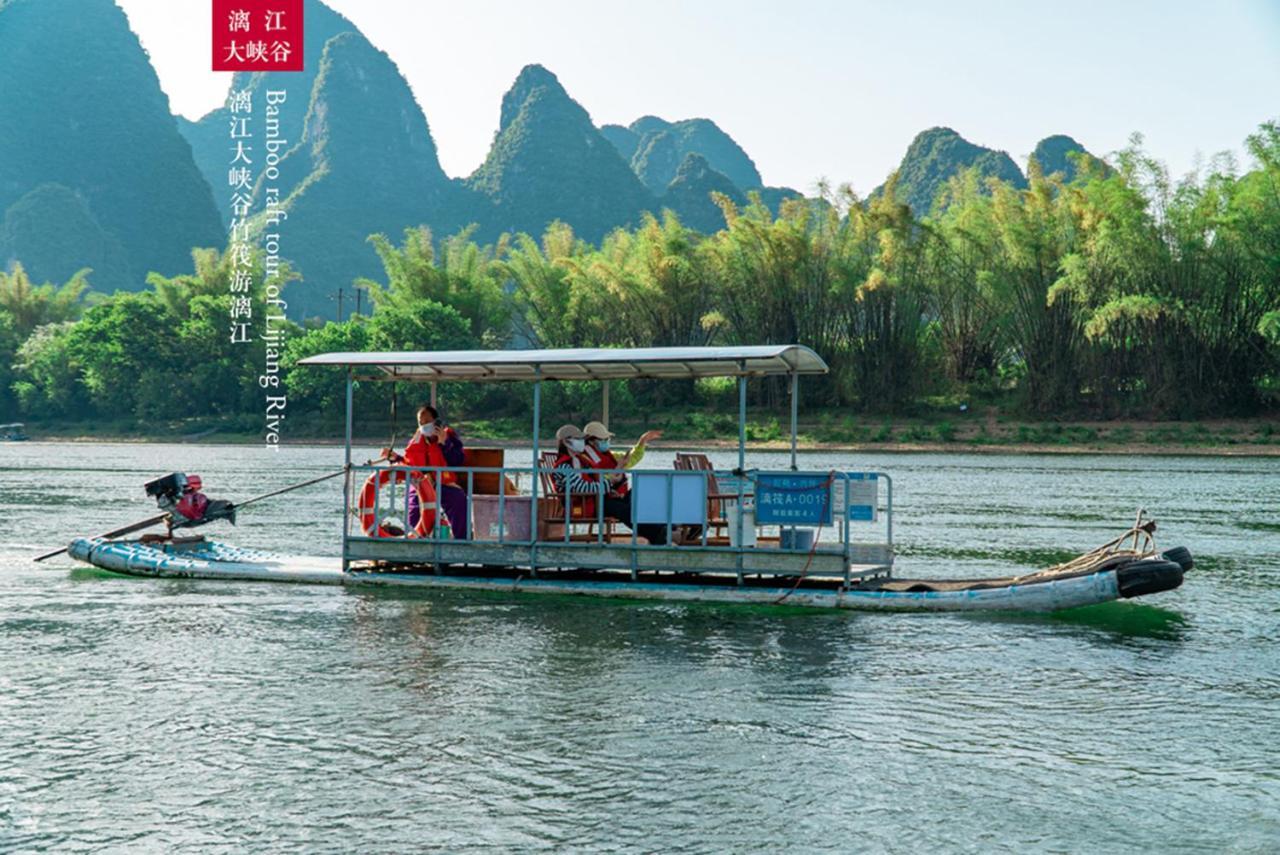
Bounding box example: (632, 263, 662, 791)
(144, 472, 236, 528)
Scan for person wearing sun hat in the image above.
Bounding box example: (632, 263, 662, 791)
(551, 424, 601, 517)
(581, 421, 662, 470)
(581, 421, 627, 496)
(580, 421, 673, 544)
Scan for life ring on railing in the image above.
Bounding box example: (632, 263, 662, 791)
(356, 468, 438, 537)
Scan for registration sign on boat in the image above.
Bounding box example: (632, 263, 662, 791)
(756, 473, 834, 525)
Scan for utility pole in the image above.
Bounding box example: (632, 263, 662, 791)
(336, 287, 344, 323)
(354, 286, 363, 317)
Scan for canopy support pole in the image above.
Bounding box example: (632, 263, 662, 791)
(789, 371, 799, 471)
(736, 362, 747, 584)
(530, 367, 542, 572)
(430, 381, 438, 409)
(737, 365, 746, 472)
(342, 370, 353, 573)
(601, 380, 610, 428)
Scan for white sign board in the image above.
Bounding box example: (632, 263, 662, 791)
(634, 472, 708, 526)
(833, 474, 878, 522)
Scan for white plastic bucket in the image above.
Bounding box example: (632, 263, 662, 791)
(793, 528, 815, 551)
(780, 527, 815, 551)
(727, 504, 756, 548)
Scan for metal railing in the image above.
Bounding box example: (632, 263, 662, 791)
(344, 462, 892, 566)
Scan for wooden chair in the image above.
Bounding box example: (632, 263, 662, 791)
(673, 452, 775, 547)
(675, 452, 731, 539)
(536, 450, 617, 541)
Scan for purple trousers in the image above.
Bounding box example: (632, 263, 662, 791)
(408, 483, 469, 539)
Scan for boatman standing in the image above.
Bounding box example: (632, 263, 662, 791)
(383, 405, 469, 539)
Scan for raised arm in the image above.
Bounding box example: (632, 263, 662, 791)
(623, 429, 662, 469)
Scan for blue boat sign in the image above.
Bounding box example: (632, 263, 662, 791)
(756, 473, 833, 525)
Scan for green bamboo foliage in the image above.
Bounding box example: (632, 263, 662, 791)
(503, 221, 597, 349)
(931, 172, 1010, 384)
(4, 124, 1279, 422)
(0, 262, 88, 338)
(837, 182, 933, 409)
(362, 226, 510, 345)
(585, 212, 719, 350)
(702, 193, 853, 404)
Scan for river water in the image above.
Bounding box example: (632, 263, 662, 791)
(1, 442, 1277, 852)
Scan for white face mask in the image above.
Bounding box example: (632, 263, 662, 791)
(567, 438, 586, 454)
(420, 422, 438, 439)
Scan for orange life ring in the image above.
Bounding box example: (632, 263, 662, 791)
(356, 468, 439, 537)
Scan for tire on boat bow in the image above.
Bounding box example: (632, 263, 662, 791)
(1115, 558, 1184, 599)
(1160, 546, 1194, 572)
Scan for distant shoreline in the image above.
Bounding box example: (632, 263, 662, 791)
(14, 411, 1278, 457)
(13, 433, 1280, 457)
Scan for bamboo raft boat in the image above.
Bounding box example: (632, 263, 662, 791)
(66, 530, 1187, 611)
(61, 346, 1190, 612)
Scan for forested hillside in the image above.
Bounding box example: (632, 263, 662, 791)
(0, 0, 223, 294)
(1, 1, 1275, 433)
(4, 126, 1277, 429)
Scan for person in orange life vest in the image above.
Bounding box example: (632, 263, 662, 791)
(382, 404, 469, 539)
(583, 421, 662, 473)
(581, 421, 628, 496)
(580, 421, 674, 545)
(551, 424, 601, 519)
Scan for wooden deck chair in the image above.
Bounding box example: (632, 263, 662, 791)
(674, 452, 729, 538)
(673, 452, 772, 547)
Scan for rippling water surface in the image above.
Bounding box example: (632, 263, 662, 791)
(2, 442, 1278, 852)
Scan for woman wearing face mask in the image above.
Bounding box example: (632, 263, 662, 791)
(580, 421, 672, 545)
(551, 424, 601, 520)
(581, 422, 662, 471)
(383, 404, 469, 539)
(581, 421, 628, 496)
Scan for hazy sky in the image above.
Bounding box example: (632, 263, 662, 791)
(117, 0, 1280, 194)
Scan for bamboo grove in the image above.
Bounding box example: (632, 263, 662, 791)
(3, 127, 1278, 427)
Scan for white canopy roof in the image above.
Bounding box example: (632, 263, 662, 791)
(299, 345, 827, 383)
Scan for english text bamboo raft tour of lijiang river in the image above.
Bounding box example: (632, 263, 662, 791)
(57, 346, 1192, 611)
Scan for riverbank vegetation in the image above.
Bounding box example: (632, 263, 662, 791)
(25, 410, 1280, 455)
(3, 127, 1278, 436)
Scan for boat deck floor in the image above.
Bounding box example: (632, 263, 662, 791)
(350, 562, 1099, 594)
(351, 562, 893, 591)
(874, 577, 1024, 593)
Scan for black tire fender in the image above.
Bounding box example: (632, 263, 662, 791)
(1161, 546, 1194, 572)
(1116, 558, 1184, 598)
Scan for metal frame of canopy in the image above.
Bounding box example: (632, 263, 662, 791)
(300, 344, 827, 467)
(299, 346, 831, 573)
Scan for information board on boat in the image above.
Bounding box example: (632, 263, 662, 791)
(832, 474, 878, 522)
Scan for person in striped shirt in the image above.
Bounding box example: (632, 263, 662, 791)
(551, 424, 602, 518)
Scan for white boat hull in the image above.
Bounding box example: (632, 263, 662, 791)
(62, 537, 1174, 612)
(68, 537, 345, 585)
(350, 565, 1123, 611)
